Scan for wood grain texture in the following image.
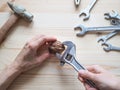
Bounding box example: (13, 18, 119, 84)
(0, 0, 120, 90)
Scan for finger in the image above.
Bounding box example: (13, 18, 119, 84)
(25, 35, 45, 50)
(26, 36, 56, 50)
(33, 36, 57, 49)
(86, 65, 106, 73)
(78, 75, 84, 82)
(84, 83, 97, 90)
(29, 34, 45, 42)
(79, 70, 97, 82)
(84, 83, 91, 90)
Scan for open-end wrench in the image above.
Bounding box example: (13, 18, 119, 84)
(97, 30, 119, 44)
(102, 43, 120, 51)
(74, 0, 80, 7)
(104, 11, 120, 20)
(104, 11, 120, 25)
(74, 24, 120, 36)
(79, 0, 97, 20)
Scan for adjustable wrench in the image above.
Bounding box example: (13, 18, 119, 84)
(103, 43, 120, 51)
(74, 24, 120, 36)
(74, 0, 80, 7)
(56, 41, 98, 89)
(79, 0, 97, 20)
(97, 30, 119, 44)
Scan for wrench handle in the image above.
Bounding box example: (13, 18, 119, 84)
(86, 0, 97, 11)
(67, 57, 98, 89)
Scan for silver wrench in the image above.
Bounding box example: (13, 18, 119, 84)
(56, 41, 98, 89)
(75, 0, 80, 7)
(79, 0, 97, 20)
(104, 11, 120, 20)
(104, 11, 120, 25)
(74, 24, 120, 36)
(97, 30, 119, 44)
(103, 43, 120, 51)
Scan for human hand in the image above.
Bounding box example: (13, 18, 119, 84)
(78, 65, 120, 90)
(11, 35, 56, 73)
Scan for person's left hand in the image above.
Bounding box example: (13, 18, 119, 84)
(11, 35, 56, 73)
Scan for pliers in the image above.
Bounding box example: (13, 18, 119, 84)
(56, 41, 98, 89)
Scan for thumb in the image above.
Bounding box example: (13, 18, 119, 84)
(79, 70, 97, 82)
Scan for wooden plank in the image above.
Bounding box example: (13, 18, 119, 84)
(0, 0, 120, 90)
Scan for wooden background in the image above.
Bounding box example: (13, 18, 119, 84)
(0, 0, 120, 90)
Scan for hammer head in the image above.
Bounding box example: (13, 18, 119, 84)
(7, 2, 33, 22)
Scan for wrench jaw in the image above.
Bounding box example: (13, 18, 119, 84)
(74, 25, 87, 36)
(97, 38, 106, 44)
(104, 11, 120, 25)
(83, 14, 90, 21)
(104, 11, 118, 20)
(56, 41, 85, 71)
(104, 11, 120, 26)
(56, 41, 84, 71)
(79, 11, 90, 21)
(102, 43, 111, 51)
(74, 0, 80, 7)
(56, 41, 76, 66)
(104, 13, 111, 20)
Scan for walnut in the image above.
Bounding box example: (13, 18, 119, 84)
(48, 41, 65, 54)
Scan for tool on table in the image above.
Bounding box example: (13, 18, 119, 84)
(97, 30, 119, 44)
(104, 11, 120, 25)
(74, 24, 120, 36)
(79, 0, 97, 20)
(105, 11, 120, 20)
(102, 43, 120, 51)
(56, 41, 98, 89)
(74, 0, 80, 7)
(0, 2, 33, 44)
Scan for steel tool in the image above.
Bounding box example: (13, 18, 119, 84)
(0, 2, 33, 44)
(102, 43, 120, 51)
(56, 41, 98, 89)
(104, 11, 120, 25)
(79, 0, 97, 20)
(97, 30, 119, 44)
(105, 11, 120, 20)
(74, 24, 120, 36)
(75, 0, 80, 7)
(7, 2, 33, 22)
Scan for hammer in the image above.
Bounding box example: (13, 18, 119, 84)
(0, 2, 33, 44)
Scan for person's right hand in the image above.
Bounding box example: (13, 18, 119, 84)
(78, 65, 120, 90)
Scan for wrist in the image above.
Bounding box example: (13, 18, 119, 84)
(8, 61, 23, 74)
(0, 62, 22, 90)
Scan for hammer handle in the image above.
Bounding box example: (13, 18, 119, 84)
(0, 14, 19, 44)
